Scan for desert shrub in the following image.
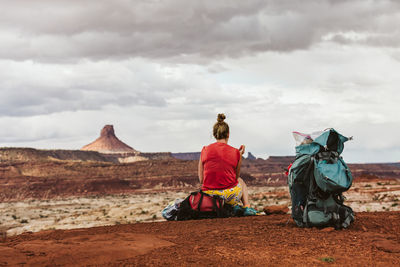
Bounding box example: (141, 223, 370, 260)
(20, 219, 28, 223)
(320, 257, 335, 263)
(152, 215, 157, 219)
(364, 184, 372, 188)
(392, 203, 398, 207)
(12, 215, 17, 220)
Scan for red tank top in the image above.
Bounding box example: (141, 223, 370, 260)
(201, 142, 240, 190)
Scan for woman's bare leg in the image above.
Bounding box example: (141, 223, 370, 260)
(238, 178, 250, 208)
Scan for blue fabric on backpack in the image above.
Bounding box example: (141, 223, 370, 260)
(162, 199, 183, 221)
(314, 157, 352, 193)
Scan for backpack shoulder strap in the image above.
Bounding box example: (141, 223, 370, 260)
(197, 191, 205, 211)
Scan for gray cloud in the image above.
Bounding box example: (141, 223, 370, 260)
(1, 0, 399, 163)
(1, 0, 400, 62)
(0, 59, 175, 116)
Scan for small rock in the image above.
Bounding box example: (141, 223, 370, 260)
(0, 229, 6, 243)
(375, 239, 400, 253)
(321, 227, 335, 232)
(263, 205, 289, 215)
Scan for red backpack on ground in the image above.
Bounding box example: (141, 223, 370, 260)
(176, 191, 234, 220)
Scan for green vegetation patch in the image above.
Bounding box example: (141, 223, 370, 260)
(320, 257, 335, 263)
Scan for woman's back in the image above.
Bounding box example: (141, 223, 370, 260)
(201, 142, 240, 190)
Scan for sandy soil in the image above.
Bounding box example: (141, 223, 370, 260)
(0, 212, 399, 266)
(1, 181, 399, 236)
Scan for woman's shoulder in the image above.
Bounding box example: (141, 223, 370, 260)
(203, 142, 218, 149)
(202, 142, 225, 153)
(203, 142, 238, 152)
(201, 143, 216, 152)
(223, 143, 239, 152)
(215, 143, 239, 154)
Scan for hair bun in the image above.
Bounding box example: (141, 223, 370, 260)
(217, 113, 226, 123)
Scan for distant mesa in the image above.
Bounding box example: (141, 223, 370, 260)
(246, 152, 257, 160)
(171, 152, 200, 161)
(81, 125, 137, 154)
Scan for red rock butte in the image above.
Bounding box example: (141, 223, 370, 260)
(81, 125, 137, 153)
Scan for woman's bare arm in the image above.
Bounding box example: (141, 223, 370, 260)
(236, 145, 245, 179)
(236, 156, 242, 179)
(198, 158, 204, 184)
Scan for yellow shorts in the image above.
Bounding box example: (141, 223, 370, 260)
(203, 183, 242, 206)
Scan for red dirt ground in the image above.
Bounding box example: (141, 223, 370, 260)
(1, 212, 399, 266)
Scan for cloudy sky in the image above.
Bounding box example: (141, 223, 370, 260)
(1, 0, 400, 163)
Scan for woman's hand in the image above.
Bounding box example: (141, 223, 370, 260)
(239, 145, 246, 156)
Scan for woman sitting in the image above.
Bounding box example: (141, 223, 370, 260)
(198, 113, 257, 216)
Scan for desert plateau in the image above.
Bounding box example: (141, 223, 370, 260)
(1, 138, 400, 266)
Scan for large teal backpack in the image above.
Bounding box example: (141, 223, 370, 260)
(288, 129, 355, 229)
